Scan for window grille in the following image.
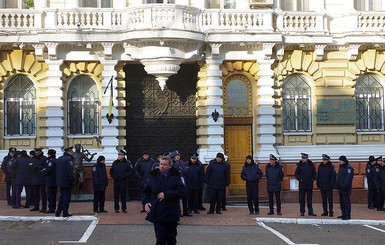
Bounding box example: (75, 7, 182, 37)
(4, 74, 36, 136)
(67, 75, 99, 135)
(282, 74, 312, 132)
(355, 73, 384, 131)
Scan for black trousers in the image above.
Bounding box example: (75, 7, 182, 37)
(46, 186, 57, 212)
(268, 191, 281, 213)
(246, 182, 259, 212)
(209, 188, 224, 212)
(94, 190, 106, 211)
(299, 189, 314, 214)
(187, 188, 199, 212)
(32, 184, 47, 210)
(367, 188, 377, 208)
(320, 189, 333, 213)
(56, 187, 71, 216)
(376, 189, 384, 209)
(339, 192, 351, 218)
(5, 180, 12, 205)
(114, 180, 127, 211)
(154, 221, 178, 245)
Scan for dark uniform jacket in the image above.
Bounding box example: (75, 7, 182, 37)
(110, 158, 133, 181)
(365, 162, 376, 190)
(135, 157, 155, 186)
(31, 155, 47, 185)
(373, 164, 382, 190)
(376, 165, 385, 191)
(266, 161, 284, 192)
(142, 167, 185, 223)
(185, 160, 204, 190)
(316, 161, 336, 190)
(92, 160, 108, 191)
(14, 156, 33, 186)
(205, 159, 230, 189)
(42, 157, 57, 187)
(1, 154, 13, 181)
(335, 162, 354, 195)
(295, 160, 316, 190)
(241, 162, 263, 183)
(56, 152, 74, 188)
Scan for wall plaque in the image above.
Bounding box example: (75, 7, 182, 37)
(317, 98, 356, 124)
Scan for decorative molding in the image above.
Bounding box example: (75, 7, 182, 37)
(210, 43, 222, 55)
(101, 42, 115, 60)
(45, 42, 59, 60)
(348, 44, 361, 61)
(314, 44, 327, 61)
(262, 43, 275, 60)
(32, 43, 45, 61)
(275, 44, 285, 61)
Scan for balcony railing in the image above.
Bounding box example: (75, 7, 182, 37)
(275, 11, 328, 33)
(357, 12, 385, 31)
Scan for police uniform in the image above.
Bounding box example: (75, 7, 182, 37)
(55, 147, 75, 217)
(110, 150, 133, 213)
(92, 156, 108, 213)
(41, 149, 57, 213)
(1, 147, 17, 205)
(295, 153, 317, 216)
(266, 154, 284, 215)
(374, 157, 385, 211)
(134, 152, 155, 212)
(335, 155, 354, 220)
(30, 148, 47, 212)
(241, 155, 263, 214)
(366, 156, 377, 209)
(316, 154, 336, 217)
(185, 153, 204, 214)
(170, 150, 190, 217)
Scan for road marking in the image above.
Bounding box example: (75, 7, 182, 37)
(363, 224, 385, 233)
(59, 218, 98, 243)
(257, 222, 318, 245)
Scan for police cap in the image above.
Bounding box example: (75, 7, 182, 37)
(322, 154, 330, 160)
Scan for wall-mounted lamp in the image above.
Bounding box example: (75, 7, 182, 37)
(211, 109, 219, 122)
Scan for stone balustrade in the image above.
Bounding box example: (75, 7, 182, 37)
(275, 11, 327, 33)
(358, 12, 385, 31)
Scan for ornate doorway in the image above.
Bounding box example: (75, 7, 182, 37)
(124, 63, 199, 162)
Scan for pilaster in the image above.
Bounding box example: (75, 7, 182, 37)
(196, 58, 224, 163)
(100, 60, 119, 161)
(44, 59, 64, 153)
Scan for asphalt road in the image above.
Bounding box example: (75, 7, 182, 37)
(0, 220, 384, 245)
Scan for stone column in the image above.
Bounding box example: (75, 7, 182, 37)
(255, 45, 276, 161)
(100, 60, 119, 161)
(196, 57, 224, 163)
(44, 59, 65, 153)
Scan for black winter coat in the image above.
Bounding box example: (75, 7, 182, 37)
(31, 155, 47, 185)
(205, 159, 230, 189)
(241, 162, 263, 183)
(295, 160, 316, 190)
(316, 161, 336, 190)
(335, 162, 354, 195)
(56, 152, 74, 188)
(366, 162, 376, 190)
(14, 156, 33, 186)
(135, 157, 155, 186)
(142, 167, 185, 223)
(42, 157, 57, 187)
(92, 162, 108, 191)
(110, 158, 133, 181)
(266, 162, 284, 192)
(185, 160, 204, 190)
(1, 155, 14, 181)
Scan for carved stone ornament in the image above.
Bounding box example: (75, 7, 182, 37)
(314, 45, 327, 61)
(45, 42, 59, 60)
(348, 44, 361, 61)
(32, 43, 45, 61)
(141, 58, 183, 90)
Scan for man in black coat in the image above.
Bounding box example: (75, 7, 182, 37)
(295, 153, 317, 216)
(205, 152, 230, 214)
(142, 156, 185, 245)
(266, 154, 284, 215)
(135, 152, 155, 212)
(92, 155, 108, 213)
(110, 150, 133, 213)
(366, 156, 377, 209)
(316, 154, 336, 217)
(55, 146, 75, 217)
(1, 147, 17, 206)
(335, 155, 354, 220)
(185, 153, 204, 214)
(41, 149, 57, 213)
(30, 148, 47, 212)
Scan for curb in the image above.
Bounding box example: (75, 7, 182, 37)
(255, 217, 385, 226)
(0, 215, 97, 222)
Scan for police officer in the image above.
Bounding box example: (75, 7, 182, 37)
(41, 149, 57, 213)
(241, 155, 263, 215)
(92, 155, 108, 213)
(266, 154, 284, 215)
(335, 155, 354, 220)
(295, 153, 317, 216)
(14, 150, 33, 208)
(185, 153, 204, 214)
(205, 153, 230, 214)
(110, 150, 133, 213)
(30, 148, 47, 212)
(316, 154, 336, 217)
(55, 146, 75, 217)
(1, 147, 17, 205)
(142, 156, 185, 245)
(374, 156, 385, 211)
(134, 152, 155, 213)
(366, 155, 377, 209)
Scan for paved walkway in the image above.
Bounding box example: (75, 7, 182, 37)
(1, 200, 384, 225)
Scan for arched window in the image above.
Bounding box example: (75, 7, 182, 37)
(224, 76, 251, 117)
(355, 73, 384, 131)
(67, 75, 99, 135)
(4, 74, 36, 136)
(282, 74, 312, 132)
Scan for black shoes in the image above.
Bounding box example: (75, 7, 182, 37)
(337, 215, 344, 219)
(122, 210, 127, 213)
(321, 212, 328, 216)
(216, 211, 222, 214)
(249, 211, 254, 215)
(115, 210, 120, 213)
(140, 209, 147, 213)
(30, 207, 39, 211)
(277, 212, 282, 215)
(100, 209, 108, 213)
(94, 210, 101, 213)
(329, 211, 334, 217)
(221, 208, 227, 211)
(45, 210, 55, 213)
(193, 210, 200, 214)
(300, 213, 304, 216)
(207, 211, 214, 214)
(267, 212, 274, 215)
(63, 214, 72, 217)
(199, 206, 206, 211)
(308, 213, 317, 216)
(342, 216, 351, 220)
(39, 209, 46, 213)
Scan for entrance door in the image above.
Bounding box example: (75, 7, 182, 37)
(224, 125, 252, 195)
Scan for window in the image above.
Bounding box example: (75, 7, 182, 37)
(67, 75, 99, 135)
(208, 0, 236, 9)
(146, 0, 175, 3)
(355, 0, 383, 11)
(282, 74, 312, 132)
(80, 0, 112, 8)
(4, 74, 36, 136)
(355, 73, 384, 132)
(223, 75, 252, 117)
(281, 0, 309, 11)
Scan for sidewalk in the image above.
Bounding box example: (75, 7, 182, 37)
(1, 200, 384, 225)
